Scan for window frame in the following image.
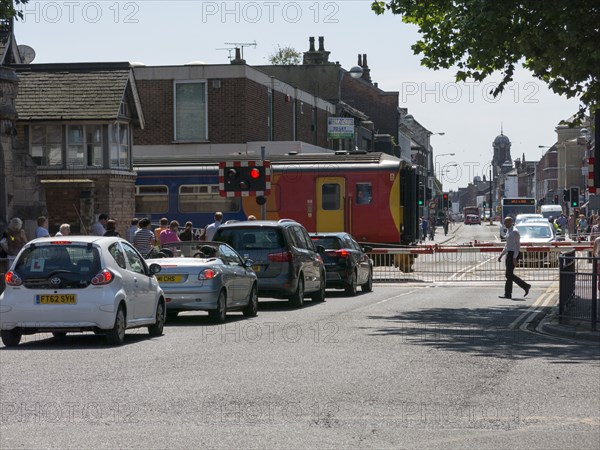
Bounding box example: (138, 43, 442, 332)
(173, 80, 208, 142)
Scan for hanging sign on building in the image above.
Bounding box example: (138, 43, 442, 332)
(327, 117, 354, 139)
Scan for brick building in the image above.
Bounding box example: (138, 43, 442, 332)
(12, 62, 145, 236)
(132, 62, 334, 159)
(257, 36, 400, 153)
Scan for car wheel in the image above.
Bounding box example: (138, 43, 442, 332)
(361, 266, 373, 292)
(1, 329, 22, 347)
(209, 290, 227, 324)
(345, 269, 358, 296)
(148, 301, 165, 337)
(289, 276, 304, 308)
(106, 305, 126, 346)
(52, 332, 67, 339)
(243, 285, 258, 317)
(311, 273, 326, 302)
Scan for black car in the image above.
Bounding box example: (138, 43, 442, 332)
(309, 232, 373, 296)
(213, 220, 326, 308)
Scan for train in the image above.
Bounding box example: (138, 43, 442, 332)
(133, 152, 419, 246)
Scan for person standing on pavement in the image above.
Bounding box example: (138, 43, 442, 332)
(125, 218, 139, 243)
(204, 212, 223, 241)
(35, 216, 50, 238)
(133, 218, 155, 257)
(92, 213, 108, 236)
(497, 216, 531, 299)
(55, 224, 71, 236)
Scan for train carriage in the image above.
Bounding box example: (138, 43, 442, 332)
(134, 152, 418, 246)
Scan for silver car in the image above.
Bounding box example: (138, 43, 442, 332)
(147, 241, 258, 323)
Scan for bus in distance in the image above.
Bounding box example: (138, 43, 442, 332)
(500, 197, 537, 239)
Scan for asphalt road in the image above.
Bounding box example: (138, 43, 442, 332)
(1, 223, 599, 449)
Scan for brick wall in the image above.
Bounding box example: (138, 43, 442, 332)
(341, 77, 399, 137)
(133, 79, 173, 146)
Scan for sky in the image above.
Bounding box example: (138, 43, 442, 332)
(13, 0, 582, 191)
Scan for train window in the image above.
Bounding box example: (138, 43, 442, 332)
(321, 183, 341, 210)
(179, 184, 240, 213)
(356, 183, 373, 205)
(135, 185, 168, 214)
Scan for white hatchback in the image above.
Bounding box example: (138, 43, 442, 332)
(0, 236, 165, 347)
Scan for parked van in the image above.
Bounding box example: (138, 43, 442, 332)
(540, 204, 563, 219)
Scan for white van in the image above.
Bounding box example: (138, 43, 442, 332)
(540, 204, 563, 219)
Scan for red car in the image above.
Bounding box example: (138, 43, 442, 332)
(465, 214, 481, 225)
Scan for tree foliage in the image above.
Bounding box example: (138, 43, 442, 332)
(0, 0, 28, 21)
(268, 45, 302, 65)
(371, 0, 600, 119)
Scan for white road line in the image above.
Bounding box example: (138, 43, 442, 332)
(508, 282, 559, 329)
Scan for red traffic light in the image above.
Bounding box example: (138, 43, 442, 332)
(249, 168, 260, 179)
(443, 194, 448, 200)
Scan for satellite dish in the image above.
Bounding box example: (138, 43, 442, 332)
(130, 62, 147, 67)
(17, 45, 36, 64)
(185, 61, 208, 66)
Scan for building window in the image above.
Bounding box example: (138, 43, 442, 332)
(174, 81, 207, 141)
(179, 184, 240, 213)
(109, 123, 129, 168)
(67, 125, 103, 167)
(30, 125, 62, 166)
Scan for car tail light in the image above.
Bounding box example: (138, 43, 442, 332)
(5, 271, 22, 286)
(91, 269, 114, 285)
(198, 268, 218, 280)
(268, 251, 292, 262)
(51, 241, 72, 245)
(326, 250, 350, 258)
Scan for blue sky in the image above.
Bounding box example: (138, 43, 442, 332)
(14, 0, 582, 191)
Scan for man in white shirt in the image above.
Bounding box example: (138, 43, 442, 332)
(204, 212, 223, 241)
(92, 213, 108, 236)
(498, 217, 531, 299)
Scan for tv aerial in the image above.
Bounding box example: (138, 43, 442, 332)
(223, 40, 257, 59)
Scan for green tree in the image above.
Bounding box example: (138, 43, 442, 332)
(0, 0, 28, 21)
(268, 45, 302, 65)
(371, 1, 600, 119)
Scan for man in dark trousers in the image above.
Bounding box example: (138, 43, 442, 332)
(498, 216, 531, 299)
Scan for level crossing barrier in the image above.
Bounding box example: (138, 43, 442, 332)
(369, 242, 593, 283)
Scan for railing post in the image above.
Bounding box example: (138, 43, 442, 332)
(592, 256, 598, 331)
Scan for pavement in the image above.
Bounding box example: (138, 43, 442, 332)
(536, 306, 600, 342)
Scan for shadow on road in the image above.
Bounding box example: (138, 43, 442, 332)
(365, 305, 600, 363)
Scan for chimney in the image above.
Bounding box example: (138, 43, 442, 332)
(357, 54, 362, 67)
(361, 53, 372, 83)
(303, 35, 331, 65)
(230, 47, 246, 65)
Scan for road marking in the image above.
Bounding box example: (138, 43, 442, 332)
(508, 282, 559, 329)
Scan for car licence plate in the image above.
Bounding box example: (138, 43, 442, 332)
(156, 274, 184, 283)
(36, 294, 77, 304)
(252, 265, 261, 272)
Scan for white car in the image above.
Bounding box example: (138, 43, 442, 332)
(0, 236, 165, 347)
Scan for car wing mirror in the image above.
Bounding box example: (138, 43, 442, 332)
(362, 246, 373, 253)
(244, 259, 254, 268)
(315, 245, 325, 253)
(149, 263, 162, 274)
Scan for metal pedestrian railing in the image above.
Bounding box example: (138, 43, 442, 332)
(369, 242, 592, 283)
(559, 251, 599, 330)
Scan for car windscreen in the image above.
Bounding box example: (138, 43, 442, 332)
(215, 228, 285, 251)
(14, 244, 100, 278)
(516, 225, 552, 239)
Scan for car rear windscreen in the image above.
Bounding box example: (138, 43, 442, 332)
(215, 228, 284, 251)
(15, 244, 100, 278)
